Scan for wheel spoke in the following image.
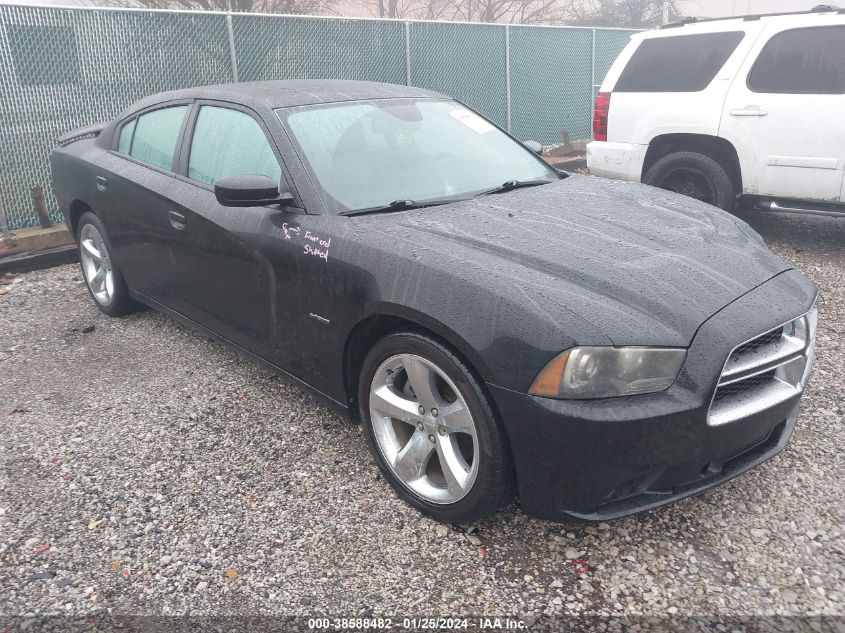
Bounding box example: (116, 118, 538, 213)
(393, 431, 435, 483)
(435, 435, 471, 496)
(82, 239, 102, 262)
(402, 356, 441, 411)
(439, 400, 475, 437)
(94, 234, 109, 265)
(371, 384, 422, 426)
(90, 266, 107, 291)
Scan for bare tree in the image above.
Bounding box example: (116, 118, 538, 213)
(368, 0, 452, 19)
(107, 0, 339, 15)
(561, 0, 680, 27)
(435, 0, 564, 23)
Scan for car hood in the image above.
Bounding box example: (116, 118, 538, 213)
(361, 175, 791, 347)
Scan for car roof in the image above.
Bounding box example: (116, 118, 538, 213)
(123, 80, 448, 115)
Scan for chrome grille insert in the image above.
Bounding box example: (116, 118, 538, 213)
(708, 304, 817, 427)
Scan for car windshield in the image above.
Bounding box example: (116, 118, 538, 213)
(279, 99, 557, 213)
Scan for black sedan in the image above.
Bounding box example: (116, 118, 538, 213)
(51, 80, 818, 524)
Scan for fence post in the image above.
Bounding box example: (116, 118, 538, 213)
(590, 28, 596, 135)
(31, 186, 52, 229)
(226, 13, 239, 83)
(0, 190, 10, 238)
(505, 24, 511, 133)
(404, 21, 411, 86)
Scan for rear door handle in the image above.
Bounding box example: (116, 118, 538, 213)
(95, 176, 108, 191)
(730, 107, 768, 116)
(169, 210, 186, 230)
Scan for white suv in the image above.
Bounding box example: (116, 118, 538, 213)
(587, 6, 845, 215)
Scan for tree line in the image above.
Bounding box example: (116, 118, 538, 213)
(115, 0, 682, 27)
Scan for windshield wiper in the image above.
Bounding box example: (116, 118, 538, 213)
(478, 179, 553, 196)
(340, 198, 459, 216)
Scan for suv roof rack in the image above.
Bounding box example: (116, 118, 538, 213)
(660, 4, 841, 29)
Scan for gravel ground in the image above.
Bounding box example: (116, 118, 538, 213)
(0, 210, 843, 631)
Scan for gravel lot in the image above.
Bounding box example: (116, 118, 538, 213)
(1, 209, 843, 630)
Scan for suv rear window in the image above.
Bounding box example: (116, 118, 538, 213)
(748, 26, 845, 94)
(615, 32, 744, 92)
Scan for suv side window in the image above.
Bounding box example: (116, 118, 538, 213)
(615, 32, 744, 92)
(188, 106, 282, 187)
(127, 105, 188, 171)
(748, 26, 845, 95)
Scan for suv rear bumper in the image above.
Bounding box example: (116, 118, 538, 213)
(586, 140, 648, 181)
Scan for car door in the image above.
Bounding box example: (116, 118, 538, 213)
(95, 103, 191, 299)
(720, 23, 845, 203)
(154, 102, 300, 360)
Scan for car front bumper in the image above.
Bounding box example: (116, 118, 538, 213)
(490, 269, 818, 521)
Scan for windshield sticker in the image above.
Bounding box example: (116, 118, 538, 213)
(282, 223, 331, 262)
(449, 108, 495, 134)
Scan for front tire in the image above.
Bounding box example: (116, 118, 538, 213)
(77, 211, 134, 317)
(359, 331, 514, 524)
(643, 151, 736, 211)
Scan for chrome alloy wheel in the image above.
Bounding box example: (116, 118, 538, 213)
(369, 353, 479, 504)
(79, 223, 114, 306)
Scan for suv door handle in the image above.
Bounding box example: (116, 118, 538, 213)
(169, 210, 186, 230)
(95, 176, 108, 191)
(730, 107, 768, 117)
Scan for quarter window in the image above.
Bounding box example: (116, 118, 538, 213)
(188, 106, 282, 187)
(128, 106, 188, 171)
(615, 32, 744, 92)
(117, 119, 136, 155)
(748, 26, 845, 94)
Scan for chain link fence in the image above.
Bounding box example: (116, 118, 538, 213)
(0, 3, 637, 231)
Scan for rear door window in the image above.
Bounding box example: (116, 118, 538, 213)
(747, 26, 845, 94)
(187, 105, 282, 187)
(615, 32, 745, 92)
(128, 105, 188, 171)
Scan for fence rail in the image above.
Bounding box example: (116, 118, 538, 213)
(0, 3, 636, 230)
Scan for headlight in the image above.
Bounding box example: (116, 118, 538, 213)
(785, 301, 818, 347)
(529, 346, 687, 399)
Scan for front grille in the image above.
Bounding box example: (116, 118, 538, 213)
(712, 369, 776, 404)
(732, 328, 782, 357)
(708, 305, 817, 427)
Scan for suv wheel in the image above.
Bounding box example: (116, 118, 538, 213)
(358, 331, 514, 524)
(644, 151, 736, 211)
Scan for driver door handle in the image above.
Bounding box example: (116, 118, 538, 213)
(169, 210, 186, 230)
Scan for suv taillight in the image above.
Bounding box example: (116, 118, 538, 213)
(593, 92, 611, 142)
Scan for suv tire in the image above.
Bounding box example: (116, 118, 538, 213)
(644, 151, 736, 211)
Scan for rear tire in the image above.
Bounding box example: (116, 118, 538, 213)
(644, 151, 736, 211)
(358, 331, 514, 524)
(77, 211, 135, 317)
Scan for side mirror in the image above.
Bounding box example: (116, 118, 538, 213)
(523, 140, 543, 155)
(214, 174, 293, 207)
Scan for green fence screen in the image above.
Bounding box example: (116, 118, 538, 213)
(0, 3, 636, 230)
